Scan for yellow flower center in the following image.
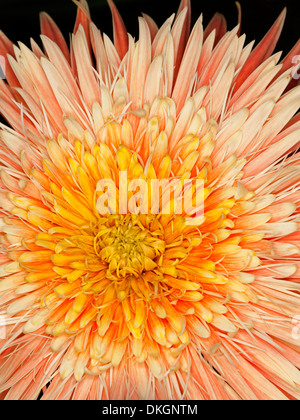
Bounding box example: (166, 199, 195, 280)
(94, 215, 165, 278)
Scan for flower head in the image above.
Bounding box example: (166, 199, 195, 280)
(0, 0, 299, 400)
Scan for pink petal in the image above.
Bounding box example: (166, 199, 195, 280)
(40, 12, 70, 62)
(233, 8, 287, 93)
(204, 13, 227, 46)
(107, 0, 129, 59)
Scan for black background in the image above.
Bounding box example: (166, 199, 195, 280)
(0, 0, 298, 56)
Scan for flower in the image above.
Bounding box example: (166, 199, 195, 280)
(0, 0, 300, 400)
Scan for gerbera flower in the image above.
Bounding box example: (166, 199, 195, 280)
(0, 0, 299, 400)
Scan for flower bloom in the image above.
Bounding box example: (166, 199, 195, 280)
(0, 0, 300, 400)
